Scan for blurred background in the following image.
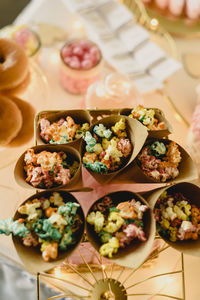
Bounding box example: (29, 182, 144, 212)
(0, 0, 30, 28)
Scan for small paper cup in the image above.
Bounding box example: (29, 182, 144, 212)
(35, 109, 91, 148)
(120, 107, 173, 138)
(134, 138, 198, 184)
(86, 191, 155, 269)
(14, 144, 81, 191)
(82, 115, 148, 184)
(12, 190, 85, 274)
(148, 182, 200, 257)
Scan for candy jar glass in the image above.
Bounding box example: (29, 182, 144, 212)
(85, 72, 143, 109)
(59, 39, 103, 95)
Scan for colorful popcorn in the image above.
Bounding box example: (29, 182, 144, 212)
(87, 196, 148, 258)
(0, 192, 83, 262)
(129, 105, 165, 131)
(24, 148, 79, 188)
(137, 140, 181, 182)
(83, 118, 132, 174)
(40, 116, 90, 144)
(155, 191, 200, 242)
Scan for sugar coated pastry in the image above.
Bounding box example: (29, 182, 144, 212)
(128, 105, 165, 130)
(155, 191, 200, 242)
(0, 95, 23, 146)
(83, 118, 132, 174)
(87, 196, 148, 258)
(0, 38, 29, 91)
(137, 140, 181, 182)
(39, 116, 89, 144)
(0, 193, 83, 262)
(24, 148, 79, 188)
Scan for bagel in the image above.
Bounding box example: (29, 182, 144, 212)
(0, 38, 29, 91)
(0, 95, 23, 146)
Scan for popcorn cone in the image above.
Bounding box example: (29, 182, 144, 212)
(133, 138, 198, 184)
(86, 191, 155, 269)
(82, 115, 148, 184)
(35, 109, 91, 151)
(12, 190, 85, 274)
(14, 144, 82, 191)
(148, 182, 200, 257)
(120, 107, 173, 138)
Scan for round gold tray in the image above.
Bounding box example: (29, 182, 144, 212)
(145, 5, 200, 37)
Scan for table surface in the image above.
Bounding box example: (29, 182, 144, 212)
(1, 3, 200, 299)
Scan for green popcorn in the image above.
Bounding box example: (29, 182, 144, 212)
(0, 218, 30, 237)
(11, 220, 30, 237)
(0, 218, 14, 235)
(59, 227, 75, 250)
(98, 231, 113, 243)
(150, 141, 166, 158)
(86, 144, 94, 153)
(75, 123, 90, 139)
(33, 219, 61, 240)
(58, 202, 80, 225)
(84, 131, 96, 146)
(93, 124, 112, 138)
(83, 161, 108, 174)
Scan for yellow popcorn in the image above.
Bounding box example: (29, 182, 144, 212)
(161, 207, 177, 221)
(177, 201, 191, 217)
(50, 192, 65, 207)
(160, 217, 170, 229)
(93, 143, 103, 155)
(87, 211, 104, 233)
(103, 212, 124, 233)
(18, 201, 42, 221)
(112, 118, 126, 133)
(99, 237, 119, 258)
(104, 139, 123, 163)
(102, 138, 110, 150)
(169, 226, 178, 242)
(173, 205, 187, 221)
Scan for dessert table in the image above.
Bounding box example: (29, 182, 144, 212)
(1, 0, 200, 299)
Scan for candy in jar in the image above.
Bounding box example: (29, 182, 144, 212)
(59, 39, 102, 95)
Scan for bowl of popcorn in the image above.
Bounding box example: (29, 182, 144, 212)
(136, 138, 197, 183)
(0, 191, 85, 273)
(36, 109, 91, 145)
(149, 182, 200, 256)
(82, 115, 148, 183)
(0, 24, 41, 58)
(86, 191, 155, 268)
(60, 39, 103, 95)
(14, 145, 81, 190)
(121, 106, 172, 138)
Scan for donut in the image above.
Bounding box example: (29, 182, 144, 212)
(0, 95, 23, 146)
(0, 38, 29, 91)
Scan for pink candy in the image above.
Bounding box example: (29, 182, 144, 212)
(61, 40, 101, 70)
(60, 39, 102, 94)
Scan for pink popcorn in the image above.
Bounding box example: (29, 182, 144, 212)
(123, 224, 147, 242)
(117, 139, 132, 157)
(22, 233, 39, 247)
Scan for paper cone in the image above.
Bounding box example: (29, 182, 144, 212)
(134, 138, 198, 184)
(35, 109, 91, 151)
(82, 115, 148, 184)
(14, 144, 82, 191)
(12, 190, 85, 274)
(120, 107, 173, 138)
(148, 182, 200, 257)
(86, 191, 156, 269)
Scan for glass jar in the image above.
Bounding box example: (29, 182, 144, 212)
(59, 39, 103, 95)
(85, 72, 143, 109)
(0, 25, 41, 59)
